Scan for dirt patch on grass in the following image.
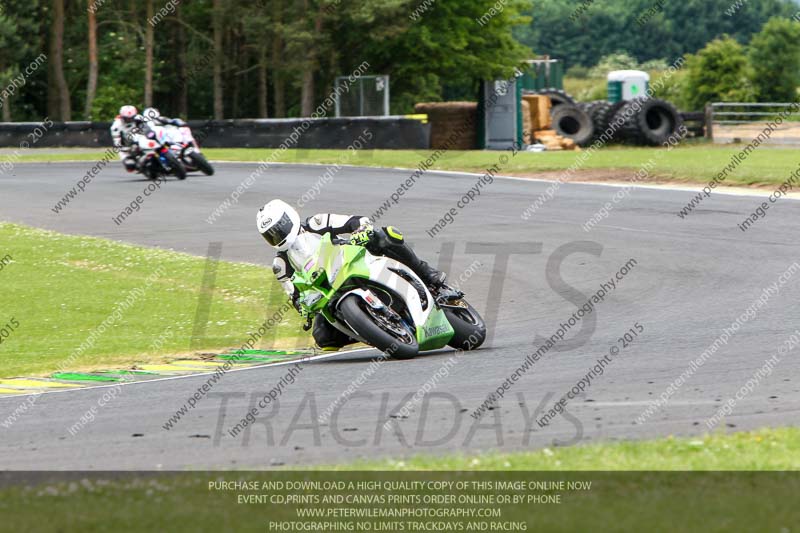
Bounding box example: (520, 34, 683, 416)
(505, 168, 781, 190)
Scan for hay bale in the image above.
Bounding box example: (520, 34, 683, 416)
(523, 94, 551, 130)
(521, 99, 532, 145)
(414, 102, 477, 150)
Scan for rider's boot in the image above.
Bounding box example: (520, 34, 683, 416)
(371, 227, 460, 300)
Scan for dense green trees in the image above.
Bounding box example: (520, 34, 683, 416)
(748, 17, 800, 102)
(518, 0, 797, 68)
(2, 0, 798, 122)
(1, 0, 531, 121)
(683, 37, 756, 110)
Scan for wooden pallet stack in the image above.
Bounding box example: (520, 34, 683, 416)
(522, 94, 580, 151)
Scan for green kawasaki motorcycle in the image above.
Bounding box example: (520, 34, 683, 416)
(290, 232, 486, 359)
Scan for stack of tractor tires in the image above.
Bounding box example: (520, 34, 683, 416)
(610, 97, 683, 145)
(581, 100, 626, 142)
(531, 89, 684, 147)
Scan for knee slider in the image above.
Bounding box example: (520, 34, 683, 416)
(384, 226, 404, 243)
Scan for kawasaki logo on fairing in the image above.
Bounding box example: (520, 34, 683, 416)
(424, 324, 448, 337)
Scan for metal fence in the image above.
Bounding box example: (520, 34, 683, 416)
(708, 102, 800, 146)
(334, 75, 390, 117)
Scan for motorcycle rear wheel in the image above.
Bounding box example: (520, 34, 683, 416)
(338, 295, 418, 359)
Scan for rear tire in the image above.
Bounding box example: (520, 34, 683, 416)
(338, 295, 419, 359)
(190, 152, 215, 176)
(442, 300, 486, 350)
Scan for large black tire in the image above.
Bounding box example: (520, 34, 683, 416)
(163, 150, 187, 180)
(535, 88, 575, 109)
(591, 100, 626, 144)
(442, 300, 486, 351)
(338, 295, 419, 359)
(551, 104, 594, 146)
(189, 152, 215, 176)
(614, 97, 683, 145)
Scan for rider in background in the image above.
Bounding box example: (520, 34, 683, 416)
(257, 199, 455, 351)
(142, 107, 186, 127)
(109, 105, 144, 172)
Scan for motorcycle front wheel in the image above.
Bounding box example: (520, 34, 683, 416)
(442, 299, 486, 350)
(189, 152, 215, 176)
(163, 150, 187, 180)
(338, 295, 418, 359)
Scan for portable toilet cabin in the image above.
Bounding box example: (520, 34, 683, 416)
(607, 70, 650, 103)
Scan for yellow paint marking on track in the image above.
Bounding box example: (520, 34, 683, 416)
(0, 379, 83, 390)
(0, 388, 28, 395)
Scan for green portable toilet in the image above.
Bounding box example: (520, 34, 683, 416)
(607, 70, 650, 103)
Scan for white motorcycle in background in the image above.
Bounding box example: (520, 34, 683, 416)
(128, 127, 187, 180)
(157, 121, 215, 176)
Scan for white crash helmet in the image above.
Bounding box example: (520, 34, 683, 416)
(257, 199, 301, 251)
(143, 107, 160, 120)
(119, 105, 138, 121)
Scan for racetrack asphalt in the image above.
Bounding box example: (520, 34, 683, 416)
(1, 160, 799, 470)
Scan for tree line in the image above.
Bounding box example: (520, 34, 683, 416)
(0, 0, 797, 123)
(0, 0, 530, 122)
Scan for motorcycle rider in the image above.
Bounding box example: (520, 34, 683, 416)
(110, 105, 145, 172)
(142, 107, 186, 127)
(256, 199, 456, 351)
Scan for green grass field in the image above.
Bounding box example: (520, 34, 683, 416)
(335, 426, 800, 471)
(0, 222, 305, 377)
(1, 428, 798, 532)
(12, 144, 797, 187)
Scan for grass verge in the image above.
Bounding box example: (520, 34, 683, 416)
(12, 144, 799, 187)
(328, 426, 800, 470)
(0, 428, 798, 532)
(0, 222, 304, 377)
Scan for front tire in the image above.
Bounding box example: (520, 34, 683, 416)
(163, 150, 187, 180)
(190, 152, 215, 175)
(338, 295, 418, 359)
(442, 300, 486, 350)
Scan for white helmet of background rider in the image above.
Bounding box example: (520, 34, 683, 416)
(119, 105, 138, 122)
(257, 199, 301, 251)
(143, 107, 160, 121)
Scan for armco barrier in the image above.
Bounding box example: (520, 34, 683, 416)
(0, 117, 430, 149)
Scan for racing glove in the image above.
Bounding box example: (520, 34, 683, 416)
(349, 223, 374, 246)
